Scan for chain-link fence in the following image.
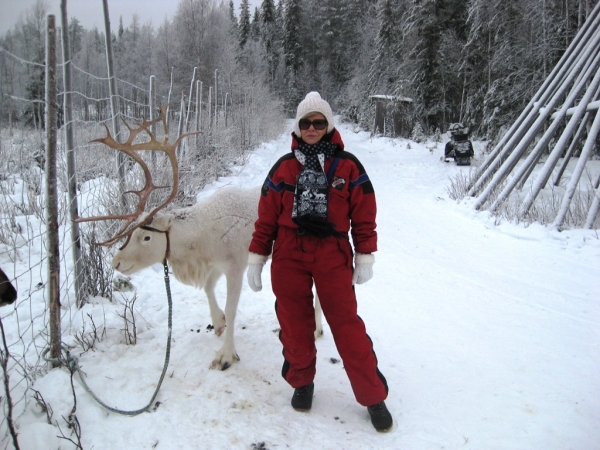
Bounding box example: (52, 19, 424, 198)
(0, 11, 284, 448)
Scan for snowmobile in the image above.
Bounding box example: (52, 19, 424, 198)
(444, 123, 474, 166)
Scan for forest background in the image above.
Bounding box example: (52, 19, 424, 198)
(2, 0, 599, 143)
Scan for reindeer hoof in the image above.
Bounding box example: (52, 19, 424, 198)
(220, 354, 240, 371)
(209, 360, 223, 370)
(212, 314, 226, 336)
(210, 353, 240, 371)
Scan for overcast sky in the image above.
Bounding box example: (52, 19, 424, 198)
(0, 0, 262, 35)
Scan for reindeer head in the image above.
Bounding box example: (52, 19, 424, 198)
(76, 107, 198, 251)
(111, 213, 173, 275)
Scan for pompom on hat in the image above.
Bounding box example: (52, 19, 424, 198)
(294, 91, 335, 136)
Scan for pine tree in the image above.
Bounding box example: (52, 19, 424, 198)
(260, 0, 278, 83)
(400, 0, 469, 131)
(462, 0, 531, 136)
(228, 0, 238, 27)
(118, 16, 124, 39)
(283, 0, 303, 109)
(411, 121, 426, 143)
(69, 17, 84, 56)
(275, 0, 285, 52)
(283, 0, 302, 75)
(251, 7, 261, 42)
(239, 0, 251, 48)
(262, 0, 276, 24)
(227, 0, 239, 53)
(336, 0, 381, 129)
(276, 0, 285, 22)
(320, 0, 354, 89)
(369, 0, 403, 95)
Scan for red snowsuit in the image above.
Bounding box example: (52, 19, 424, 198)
(249, 129, 389, 407)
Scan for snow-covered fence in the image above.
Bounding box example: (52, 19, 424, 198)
(0, 18, 271, 450)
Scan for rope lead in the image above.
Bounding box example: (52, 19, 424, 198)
(42, 259, 173, 416)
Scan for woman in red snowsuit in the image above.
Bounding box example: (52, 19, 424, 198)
(247, 92, 393, 432)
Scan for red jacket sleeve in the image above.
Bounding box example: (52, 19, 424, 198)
(248, 154, 294, 256)
(344, 153, 377, 254)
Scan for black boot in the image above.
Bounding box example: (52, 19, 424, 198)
(291, 382, 314, 411)
(367, 401, 393, 432)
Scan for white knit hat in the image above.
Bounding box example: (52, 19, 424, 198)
(294, 91, 335, 136)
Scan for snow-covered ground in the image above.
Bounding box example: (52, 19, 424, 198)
(10, 122, 600, 449)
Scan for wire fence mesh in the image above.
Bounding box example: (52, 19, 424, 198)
(0, 22, 284, 446)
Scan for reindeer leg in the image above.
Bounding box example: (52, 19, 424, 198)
(210, 266, 243, 370)
(204, 268, 226, 336)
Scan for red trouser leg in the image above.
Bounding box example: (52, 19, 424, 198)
(272, 254, 318, 388)
(271, 231, 388, 406)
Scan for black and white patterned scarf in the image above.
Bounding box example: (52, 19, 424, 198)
(292, 141, 341, 238)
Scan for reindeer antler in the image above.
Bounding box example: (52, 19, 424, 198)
(77, 106, 199, 248)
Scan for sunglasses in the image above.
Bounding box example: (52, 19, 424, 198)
(299, 119, 328, 131)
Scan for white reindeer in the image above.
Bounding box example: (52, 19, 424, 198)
(111, 186, 323, 370)
(78, 112, 322, 371)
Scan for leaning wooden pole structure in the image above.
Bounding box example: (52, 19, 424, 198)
(468, 4, 600, 198)
(463, 2, 600, 230)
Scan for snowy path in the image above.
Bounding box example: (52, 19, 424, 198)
(20, 124, 600, 450)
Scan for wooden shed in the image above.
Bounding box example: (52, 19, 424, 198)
(369, 94, 414, 137)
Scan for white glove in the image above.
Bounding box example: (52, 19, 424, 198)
(247, 252, 268, 292)
(352, 253, 374, 285)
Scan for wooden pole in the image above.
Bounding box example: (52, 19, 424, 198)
(166, 67, 174, 130)
(60, 0, 84, 308)
(208, 86, 212, 130)
(553, 111, 592, 186)
(185, 67, 197, 133)
(214, 69, 218, 128)
(177, 91, 186, 159)
(45, 14, 61, 367)
(149, 75, 157, 169)
(584, 173, 600, 228)
(223, 92, 229, 128)
(102, 0, 125, 203)
(554, 107, 600, 229)
(195, 80, 201, 148)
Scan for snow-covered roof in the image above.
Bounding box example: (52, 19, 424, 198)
(369, 94, 414, 103)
